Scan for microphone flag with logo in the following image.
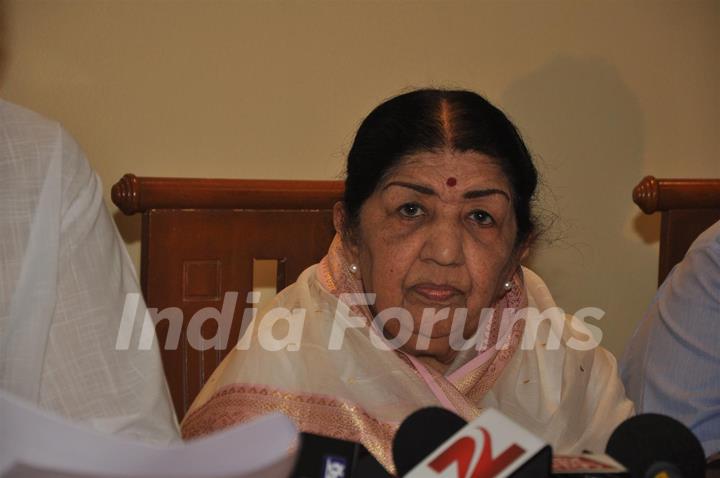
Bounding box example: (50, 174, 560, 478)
(393, 407, 551, 478)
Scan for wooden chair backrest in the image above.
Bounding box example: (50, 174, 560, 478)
(112, 174, 343, 420)
(633, 176, 720, 286)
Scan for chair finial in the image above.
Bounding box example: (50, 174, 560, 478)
(633, 175, 659, 214)
(112, 173, 141, 214)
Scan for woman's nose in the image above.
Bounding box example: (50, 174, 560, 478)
(419, 219, 464, 266)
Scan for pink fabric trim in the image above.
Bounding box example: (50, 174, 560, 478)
(184, 382, 400, 430)
(405, 354, 459, 414)
(447, 270, 526, 385)
(181, 383, 399, 473)
(446, 346, 499, 384)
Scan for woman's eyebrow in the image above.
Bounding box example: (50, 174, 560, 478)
(383, 181, 434, 195)
(383, 181, 510, 201)
(463, 189, 510, 201)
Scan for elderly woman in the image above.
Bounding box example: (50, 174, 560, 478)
(181, 89, 633, 471)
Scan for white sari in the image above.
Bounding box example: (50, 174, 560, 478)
(182, 235, 633, 472)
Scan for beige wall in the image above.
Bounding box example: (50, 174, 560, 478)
(2, 0, 718, 358)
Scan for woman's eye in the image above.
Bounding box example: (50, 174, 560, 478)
(398, 203, 425, 218)
(469, 210, 495, 225)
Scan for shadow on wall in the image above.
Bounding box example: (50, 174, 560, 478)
(114, 209, 142, 246)
(500, 55, 652, 271)
(499, 56, 654, 356)
(632, 209, 661, 245)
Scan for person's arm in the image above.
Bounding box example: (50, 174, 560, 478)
(621, 221, 720, 458)
(46, 127, 180, 442)
(0, 100, 178, 444)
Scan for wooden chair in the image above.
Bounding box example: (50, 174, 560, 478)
(633, 176, 720, 286)
(112, 174, 343, 420)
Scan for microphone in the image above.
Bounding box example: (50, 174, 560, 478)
(644, 462, 683, 478)
(291, 432, 392, 478)
(393, 407, 467, 476)
(605, 413, 706, 478)
(392, 406, 552, 477)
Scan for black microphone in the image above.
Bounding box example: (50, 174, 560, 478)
(605, 413, 706, 478)
(291, 432, 392, 478)
(644, 462, 683, 478)
(392, 406, 552, 477)
(392, 407, 467, 477)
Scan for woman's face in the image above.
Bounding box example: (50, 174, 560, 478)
(339, 149, 524, 363)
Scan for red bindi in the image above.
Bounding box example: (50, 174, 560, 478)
(446, 177, 457, 187)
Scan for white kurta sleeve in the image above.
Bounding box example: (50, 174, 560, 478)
(0, 99, 179, 443)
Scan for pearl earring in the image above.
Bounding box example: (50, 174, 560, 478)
(503, 281, 513, 291)
(349, 263, 359, 275)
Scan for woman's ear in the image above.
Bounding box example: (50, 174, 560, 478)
(518, 242, 530, 263)
(332, 201, 346, 235)
(505, 240, 530, 285)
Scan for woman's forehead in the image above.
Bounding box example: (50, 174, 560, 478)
(381, 150, 511, 192)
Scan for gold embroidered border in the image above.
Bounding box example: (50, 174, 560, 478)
(181, 384, 398, 473)
(465, 319, 526, 402)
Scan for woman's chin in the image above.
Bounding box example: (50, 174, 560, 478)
(399, 335, 458, 364)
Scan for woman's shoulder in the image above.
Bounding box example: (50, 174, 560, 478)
(520, 266, 602, 352)
(183, 264, 337, 414)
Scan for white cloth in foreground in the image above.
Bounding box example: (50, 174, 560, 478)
(0, 99, 179, 443)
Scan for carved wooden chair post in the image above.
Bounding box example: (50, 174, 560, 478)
(112, 174, 343, 420)
(632, 176, 720, 286)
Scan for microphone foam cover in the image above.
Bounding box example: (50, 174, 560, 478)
(392, 406, 466, 477)
(605, 413, 705, 478)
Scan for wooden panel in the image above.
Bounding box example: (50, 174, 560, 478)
(659, 209, 720, 286)
(112, 174, 343, 214)
(144, 209, 335, 418)
(183, 260, 222, 301)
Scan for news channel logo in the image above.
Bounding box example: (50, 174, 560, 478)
(322, 454, 347, 478)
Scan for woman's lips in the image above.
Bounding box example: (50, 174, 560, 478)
(412, 284, 463, 303)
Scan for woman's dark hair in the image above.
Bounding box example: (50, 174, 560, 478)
(344, 88, 538, 246)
